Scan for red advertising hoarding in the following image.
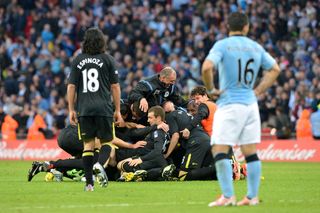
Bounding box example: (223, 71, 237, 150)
(0, 139, 70, 160)
(234, 139, 320, 162)
(0, 138, 320, 162)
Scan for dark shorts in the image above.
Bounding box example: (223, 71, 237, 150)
(180, 132, 211, 170)
(57, 125, 83, 157)
(78, 116, 114, 142)
(115, 148, 139, 162)
(122, 155, 168, 172)
(138, 156, 167, 171)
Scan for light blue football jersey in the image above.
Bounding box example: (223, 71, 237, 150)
(206, 35, 276, 106)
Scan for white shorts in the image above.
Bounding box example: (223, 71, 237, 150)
(211, 103, 261, 146)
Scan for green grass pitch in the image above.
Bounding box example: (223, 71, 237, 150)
(0, 161, 319, 213)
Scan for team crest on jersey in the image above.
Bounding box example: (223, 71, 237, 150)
(164, 91, 170, 97)
(154, 131, 158, 138)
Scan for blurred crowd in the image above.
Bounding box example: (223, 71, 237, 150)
(0, 0, 319, 140)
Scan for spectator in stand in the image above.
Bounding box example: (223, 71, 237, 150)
(310, 104, 320, 140)
(27, 109, 47, 141)
(0, 0, 318, 139)
(274, 107, 291, 139)
(0, 105, 18, 140)
(41, 24, 54, 44)
(296, 109, 313, 139)
(311, 90, 320, 112)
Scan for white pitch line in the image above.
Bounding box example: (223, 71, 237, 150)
(10, 199, 317, 210)
(11, 201, 206, 210)
(278, 199, 304, 203)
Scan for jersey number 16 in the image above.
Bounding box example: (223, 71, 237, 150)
(82, 68, 99, 93)
(238, 58, 255, 85)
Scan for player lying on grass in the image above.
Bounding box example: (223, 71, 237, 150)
(27, 118, 169, 182)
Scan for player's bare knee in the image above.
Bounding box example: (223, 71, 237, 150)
(240, 144, 257, 156)
(213, 144, 230, 154)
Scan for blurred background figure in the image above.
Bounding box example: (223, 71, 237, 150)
(310, 104, 320, 140)
(0, 0, 318, 140)
(296, 109, 313, 139)
(0, 104, 19, 140)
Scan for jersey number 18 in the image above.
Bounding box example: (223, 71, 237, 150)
(82, 68, 99, 93)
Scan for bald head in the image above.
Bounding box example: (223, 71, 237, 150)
(160, 67, 175, 77)
(159, 67, 176, 88)
(162, 101, 175, 113)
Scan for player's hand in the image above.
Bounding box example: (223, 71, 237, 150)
(114, 111, 125, 127)
(129, 158, 142, 166)
(132, 141, 147, 149)
(69, 110, 78, 126)
(254, 89, 261, 97)
(157, 122, 169, 132)
(208, 88, 223, 100)
(139, 98, 149, 112)
(180, 128, 190, 139)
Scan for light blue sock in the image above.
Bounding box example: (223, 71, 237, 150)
(215, 159, 234, 198)
(247, 160, 261, 199)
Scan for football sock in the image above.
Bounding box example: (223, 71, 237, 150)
(98, 144, 111, 166)
(52, 159, 84, 171)
(246, 154, 261, 199)
(82, 150, 94, 185)
(215, 153, 234, 198)
(94, 148, 100, 163)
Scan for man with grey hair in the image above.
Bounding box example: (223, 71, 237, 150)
(128, 67, 188, 112)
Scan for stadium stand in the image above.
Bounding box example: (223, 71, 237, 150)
(0, 0, 319, 139)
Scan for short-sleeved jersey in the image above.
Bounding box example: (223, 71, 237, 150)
(206, 35, 276, 106)
(69, 53, 119, 117)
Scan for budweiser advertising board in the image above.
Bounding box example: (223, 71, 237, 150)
(234, 138, 320, 162)
(0, 138, 320, 162)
